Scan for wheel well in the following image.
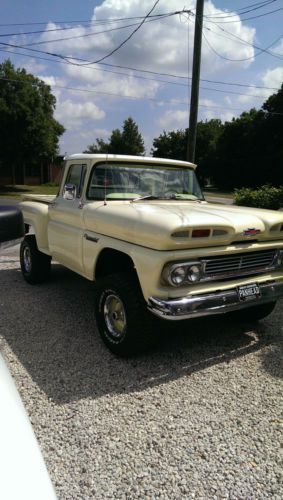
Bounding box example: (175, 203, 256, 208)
(95, 248, 135, 279)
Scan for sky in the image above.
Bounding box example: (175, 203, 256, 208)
(0, 0, 282, 155)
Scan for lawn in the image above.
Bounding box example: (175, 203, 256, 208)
(0, 184, 59, 198)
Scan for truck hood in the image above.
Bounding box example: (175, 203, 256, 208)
(83, 200, 283, 250)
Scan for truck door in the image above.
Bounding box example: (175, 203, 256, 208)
(48, 162, 88, 273)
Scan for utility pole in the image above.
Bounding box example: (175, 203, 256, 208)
(187, 0, 204, 163)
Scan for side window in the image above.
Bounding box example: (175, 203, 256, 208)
(65, 164, 87, 198)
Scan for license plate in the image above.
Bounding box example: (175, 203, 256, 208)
(238, 283, 261, 302)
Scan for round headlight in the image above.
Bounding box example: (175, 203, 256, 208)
(170, 266, 186, 286)
(187, 264, 201, 283)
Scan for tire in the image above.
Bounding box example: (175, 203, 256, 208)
(231, 301, 276, 322)
(94, 272, 155, 356)
(20, 235, 51, 284)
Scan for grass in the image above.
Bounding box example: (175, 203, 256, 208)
(0, 184, 59, 198)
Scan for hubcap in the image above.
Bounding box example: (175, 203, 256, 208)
(104, 294, 126, 339)
(23, 246, 32, 273)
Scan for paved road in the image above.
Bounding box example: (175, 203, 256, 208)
(205, 196, 234, 205)
(0, 197, 20, 206)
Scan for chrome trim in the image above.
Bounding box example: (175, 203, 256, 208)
(200, 249, 279, 282)
(162, 249, 281, 287)
(148, 280, 283, 320)
(162, 260, 203, 286)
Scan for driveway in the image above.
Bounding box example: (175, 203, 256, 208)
(0, 245, 282, 499)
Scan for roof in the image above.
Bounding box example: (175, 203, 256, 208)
(64, 154, 197, 170)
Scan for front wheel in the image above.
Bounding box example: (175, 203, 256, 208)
(94, 273, 155, 356)
(20, 235, 51, 284)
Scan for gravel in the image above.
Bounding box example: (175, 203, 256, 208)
(0, 244, 282, 499)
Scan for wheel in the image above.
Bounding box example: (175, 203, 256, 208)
(94, 272, 155, 356)
(20, 235, 51, 284)
(231, 301, 276, 322)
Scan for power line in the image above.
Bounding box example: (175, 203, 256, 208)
(203, 0, 278, 19)
(0, 12, 179, 28)
(77, 0, 161, 65)
(22, 14, 173, 48)
(202, 28, 283, 62)
(204, 6, 283, 24)
(1, 75, 277, 113)
(0, 48, 270, 98)
(0, 12, 177, 39)
(0, 46, 280, 92)
(202, 22, 283, 59)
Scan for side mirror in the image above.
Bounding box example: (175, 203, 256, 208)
(63, 183, 77, 200)
(0, 206, 24, 246)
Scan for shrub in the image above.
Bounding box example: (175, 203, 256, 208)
(234, 185, 283, 210)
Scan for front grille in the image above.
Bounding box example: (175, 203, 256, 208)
(201, 249, 277, 280)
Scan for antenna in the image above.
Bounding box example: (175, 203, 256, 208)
(104, 152, 108, 206)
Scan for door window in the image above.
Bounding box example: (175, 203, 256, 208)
(65, 164, 87, 198)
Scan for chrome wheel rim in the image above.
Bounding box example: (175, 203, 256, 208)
(23, 246, 32, 273)
(104, 294, 126, 339)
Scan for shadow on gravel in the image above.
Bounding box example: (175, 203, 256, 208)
(0, 263, 282, 403)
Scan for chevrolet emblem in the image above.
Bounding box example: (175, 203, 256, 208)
(242, 228, 261, 236)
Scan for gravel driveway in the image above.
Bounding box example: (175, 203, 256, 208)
(0, 245, 282, 499)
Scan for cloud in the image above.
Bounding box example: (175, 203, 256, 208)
(158, 110, 188, 129)
(261, 66, 283, 91)
(55, 99, 105, 129)
(237, 66, 283, 106)
(25, 0, 256, 81)
(63, 64, 160, 99)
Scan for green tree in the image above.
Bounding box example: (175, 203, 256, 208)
(151, 120, 224, 184)
(0, 59, 65, 183)
(213, 85, 283, 189)
(84, 117, 145, 155)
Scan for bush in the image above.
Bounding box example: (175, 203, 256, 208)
(234, 185, 283, 210)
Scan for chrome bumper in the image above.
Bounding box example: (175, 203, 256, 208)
(148, 280, 283, 320)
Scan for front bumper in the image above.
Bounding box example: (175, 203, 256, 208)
(148, 280, 283, 320)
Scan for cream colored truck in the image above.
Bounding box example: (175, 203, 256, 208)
(20, 154, 283, 355)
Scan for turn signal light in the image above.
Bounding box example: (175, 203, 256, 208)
(192, 229, 210, 238)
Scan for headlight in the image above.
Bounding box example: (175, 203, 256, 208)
(170, 266, 187, 286)
(187, 264, 202, 283)
(163, 261, 203, 287)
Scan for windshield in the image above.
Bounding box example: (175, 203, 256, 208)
(87, 162, 204, 201)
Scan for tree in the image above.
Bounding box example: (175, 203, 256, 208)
(213, 85, 283, 189)
(0, 59, 65, 184)
(151, 120, 224, 185)
(84, 117, 145, 155)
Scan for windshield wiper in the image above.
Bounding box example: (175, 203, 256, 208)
(131, 195, 162, 203)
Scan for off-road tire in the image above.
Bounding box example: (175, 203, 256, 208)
(20, 235, 51, 284)
(94, 272, 155, 356)
(231, 301, 276, 322)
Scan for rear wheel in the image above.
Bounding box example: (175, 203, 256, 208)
(20, 235, 51, 284)
(231, 301, 276, 322)
(94, 272, 155, 356)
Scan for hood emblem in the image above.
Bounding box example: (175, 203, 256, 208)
(242, 228, 261, 237)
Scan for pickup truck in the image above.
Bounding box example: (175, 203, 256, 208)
(20, 154, 283, 355)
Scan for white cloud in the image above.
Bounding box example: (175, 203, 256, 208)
(237, 66, 283, 107)
(158, 110, 188, 129)
(55, 99, 105, 129)
(25, 0, 256, 84)
(261, 66, 283, 91)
